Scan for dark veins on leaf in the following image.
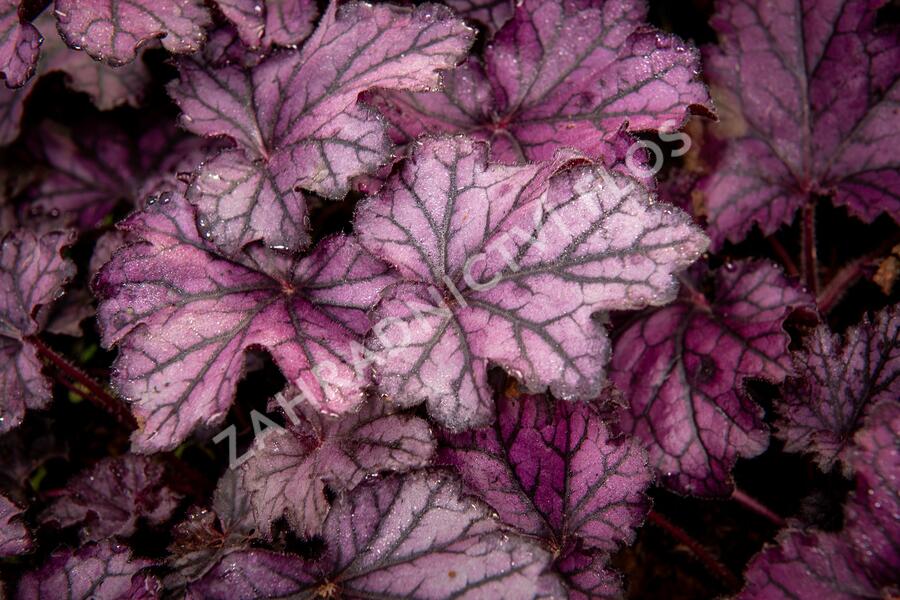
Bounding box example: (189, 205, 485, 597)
(702, 0, 900, 247)
(367, 0, 713, 167)
(439, 388, 650, 598)
(93, 194, 395, 452)
(611, 260, 811, 496)
(355, 135, 708, 431)
(0, 229, 76, 435)
(777, 304, 899, 473)
(168, 0, 474, 255)
(187, 470, 558, 599)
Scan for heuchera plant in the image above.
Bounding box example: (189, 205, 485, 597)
(0, 0, 897, 599)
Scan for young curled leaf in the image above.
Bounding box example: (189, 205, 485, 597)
(611, 261, 811, 495)
(240, 395, 435, 538)
(777, 304, 899, 473)
(93, 194, 396, 452)
(0, 229, 76, 434)
(355, 136, 707, 430)
(187, 470, 559, 599)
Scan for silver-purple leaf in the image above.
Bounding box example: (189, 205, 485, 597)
(0, 63, 31, 144)
(37, 11, 152, 110)
(168, 1, 474, 255)
(777, 304, 899, 473)
(216, 0, 318, 50)
(737, 529, 882, 600)
(187, 470, 558, 599)
(15, 540, 160, 600)
(41, 454, 182, 541)
(355, 136, 707, 431)
(26, 120, 227, 229)
(440, 389, 649, 598)
(440, 390, 650, 552)
(0, 492, 31, 557)
(611, 261, 810, 496)
(843, 400, 899, 588)
(702, 0, 900, 247)
(240, 395, 435, 538)
(368, 0, 712, 165)
(0, 229, 76, 434)
(93, 194, 395, 452)
(54, 0, 211, 66)
(0, 0, 41, 88)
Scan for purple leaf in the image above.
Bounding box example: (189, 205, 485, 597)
(187, 470, 558, 599)
(37, 12, 152, 110)
(0, 73, 32, 144)
(737, 529, 881, 600)
(444, 0, 515, 36)
(41, 454, 182, 541)
(0, 0, 41, 88)
(168, 1, 474, 254)
(240, 395, 435, 538)
(15, 540, 160, 600)
(439, 389, 648, 598)
(611, 260, 810, 495)
(53, 0, 211, 66)
(440, 389, 650, 552)
(702, 0, 900, 247)
(555, 546, 623, 600)
(777, 305, 899, 473)
(93, 194, 396, 451)
(843, 400, 899, 587)
(368, 0, 712, 165)
(355, 136, 707, 430)
(0, 229, 76, 434)
(0, 492, 31, 557)
(26, 120, 226, 229)
(217, 0, 317, 50)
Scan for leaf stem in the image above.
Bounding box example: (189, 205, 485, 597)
(30, 336, 136, 429)
(767, 237, 799, 278)
(817, 237, 899, 314)
(730, 488, 786, 527)
(800, 203, 818, 296)
(646, 510, 740, 589)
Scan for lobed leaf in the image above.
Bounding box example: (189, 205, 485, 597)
(16, 540, 160, 600)
(41, 454, 182, 541)
(168, 1, 474, 255)
(0, 0, 41, 88)
(93, 194, 395, 451)
(187, 470, 558, 599)
(611, 261, 810, 495)
(702, 0, 900, 247)
(54, 0, 211, 66)
(777, 304, 899, 472)
(355, 136, 707, 430)
(368, 0, 712, 166)
(240, 395, 435, 538)
(0, 229, 76, 434)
